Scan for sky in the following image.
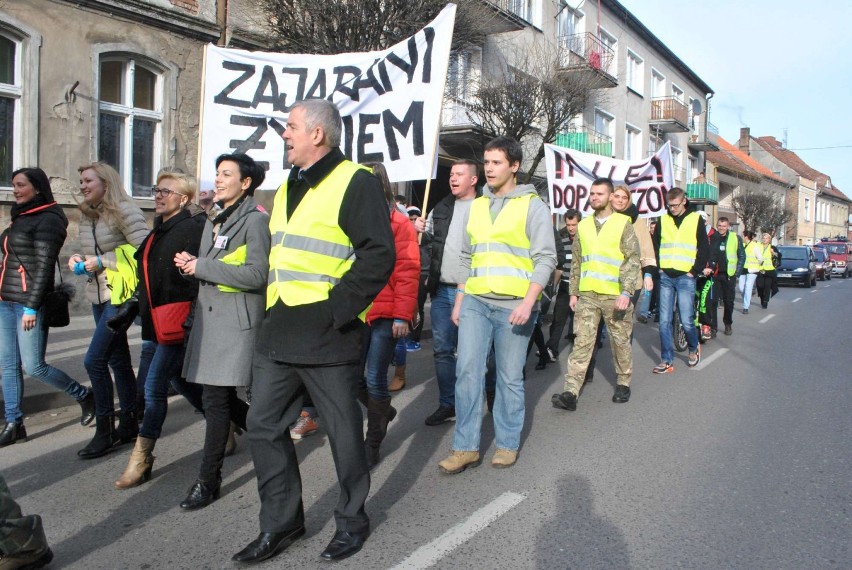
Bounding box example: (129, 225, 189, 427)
(621, 0, 852, 196)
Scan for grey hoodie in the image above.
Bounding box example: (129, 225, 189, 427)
(461, 184, 557, 310)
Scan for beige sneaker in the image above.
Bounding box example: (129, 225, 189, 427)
(438, 450, 481, 474)
(491, 449, 518, 468)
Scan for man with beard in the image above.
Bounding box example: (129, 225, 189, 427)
(551, 178, 640, 410)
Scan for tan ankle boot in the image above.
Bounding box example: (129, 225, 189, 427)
(115, 436, 155, 489)
(388, 365, 406, 392)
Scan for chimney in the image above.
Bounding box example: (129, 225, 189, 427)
(738, 127, 750, 154)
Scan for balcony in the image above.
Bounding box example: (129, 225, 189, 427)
(556, 127, 612, 157)
(650, 96, 689, 133)
(686, 181, 719, 205)
(556, 33, 618, 89)
(484, 0, 532, 31)
(688, 120, 720, 152)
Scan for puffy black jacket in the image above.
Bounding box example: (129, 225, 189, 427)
(0, 200, 68, 309)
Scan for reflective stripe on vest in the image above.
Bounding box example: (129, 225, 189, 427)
(761, 244, 775, 271)
(217, 245, 248, 293)
(106, 243, 139, 305)
(465, 193, 534, 297)
(724, 232, 738, 276)
(660, 212, 700, 272)
(266, 160, 366, 309)
(744, 241, 760, 271)
(577, 213, 629, 295)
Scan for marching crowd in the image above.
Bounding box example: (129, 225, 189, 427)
(0, 99, 782, 568)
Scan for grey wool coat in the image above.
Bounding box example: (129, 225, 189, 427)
(182, 197, 271, 387)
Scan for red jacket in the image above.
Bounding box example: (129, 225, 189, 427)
(367, 208, 420, 324)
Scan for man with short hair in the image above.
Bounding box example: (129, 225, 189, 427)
(651, 187, 709, 373)
(438, 136, 556, 473)
(234, 99, 394, 564)
(546, 209, 581, 355)
(709, 217, 744, 335)
(551, 178, 640, 410)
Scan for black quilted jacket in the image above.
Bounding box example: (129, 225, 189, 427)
(0, 199, 68, 309)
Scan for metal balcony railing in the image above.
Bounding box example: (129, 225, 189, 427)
(556, 127, 613, 157)
(557, 32, 616, 79)
(489, 0, 532, 23)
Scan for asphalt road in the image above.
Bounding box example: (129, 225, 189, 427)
(3, 279, 850, 569)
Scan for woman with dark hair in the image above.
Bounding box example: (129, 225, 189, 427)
(172, 153, 270, 508)
(0, 168, 94, 446)
(359, 162, 419, 467)
(113, 170, 204, 489)
(72, 162, 149, 459)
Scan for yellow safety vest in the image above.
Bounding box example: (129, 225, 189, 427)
(106, 243, 138, 305)
(465, 193, 535, 298)
(743, 241, 760, 272)
(723, 232, 739, 276)
(266, 160, 367, 310)
(660, 212, 700, 272)
(217, 245, 248, 293)
(761, 245, 775, 271)
(577, 213, 629, 295)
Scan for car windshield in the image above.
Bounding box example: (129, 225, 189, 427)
(821, 245, 847, 255)
(813, 251, 827, 261)
(779, 247, 807, 260)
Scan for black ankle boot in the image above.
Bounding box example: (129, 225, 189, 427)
(78, 390, 96, 426)
(117, 410, 139, 444)
(364, 397, 395, 469)
(0, 421, 27, 447)
(78, 415, 119, 459)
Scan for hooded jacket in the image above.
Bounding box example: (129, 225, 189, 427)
(367, 208, 420, 324)
(0, 197, 68, 309)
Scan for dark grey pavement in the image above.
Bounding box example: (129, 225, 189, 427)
(2, 279, 850, 569)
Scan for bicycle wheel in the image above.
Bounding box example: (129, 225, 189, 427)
(672, 304, 688, 352)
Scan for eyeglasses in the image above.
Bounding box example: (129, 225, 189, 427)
(667, 201, 685, 209)
(151, 187, 181, 197)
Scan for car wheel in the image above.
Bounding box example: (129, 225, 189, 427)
(812, 274, 817, 286)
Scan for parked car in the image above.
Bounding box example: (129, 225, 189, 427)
(776, 245, 816, 288)
(814, 240, 852, 278)
(811, 248, 833, 281)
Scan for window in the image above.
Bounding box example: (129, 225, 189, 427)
(625, 124, 641, 161)
(594, 109, 614, 142)
(505, 0, 539, 26)
(672, 147, 683, 182)
(0, 34, 19, 185)
(648, 136, 657, 155)
(598, 27, 616, 76)
(626, 50, 643, 94)
(447, 48, 480, 103)
(804, 197, 811, 221)
(557, 5, 583, 39)
(672, 83, 684, 103)
(687, 156, 697, 183)
(651, 68, 665, 98)
(98, 56, 163, 197)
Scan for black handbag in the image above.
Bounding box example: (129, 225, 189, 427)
(43, 263, 74, 328)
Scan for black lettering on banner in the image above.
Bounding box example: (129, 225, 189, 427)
(377, 60, 393, 93)
(551, 184, 564, 209)
(213, 62, 255, 108)
(386, 37, 419, 83)
(578, 185, 590, 212)
(281, 68, 308, 110)
(383, 102, 424, 160)
(564, 153, 585, 178)
(267, 118, 290, 169)
(634, 187, 648, 214)
(357, 113, 384, 163)
(624, 164, 653, 185)
(333, 66, 361, 101)
(342, 115, 354, 160)
(228, 115, 269, 171)
(552, 148, 565, 179)
(420, 27, 434, 83)
(252, 65, 286, 112)
(304, 69, 327, 100)
(563, 185, 575, 209)
(591, 161, 616, 180)
(646, 186, 663, 213)
(352, 59, 386, 97)
(650, 156, 664, 182)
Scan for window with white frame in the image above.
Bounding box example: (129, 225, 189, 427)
(648, 136, 657, 155)
(598, 27, 616, 77)
(672, 147, 683, 182)
(557, 5, 583, 40)
(672, 83, 684, 103)
(0, 33, 20, 185)
(98, 56, 163, 197)
(625, 124, 641, 161)
(505, 0, 540, 26)
(447, 48, 480, 103)
(594, 108, 614, 142)
(626, 50, 643, 94)
(651, 68, 665, 98)
(687, 155, 697, 183)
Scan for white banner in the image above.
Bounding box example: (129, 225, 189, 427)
(545, 141, 674, 218)
(198, 4, 457, 190)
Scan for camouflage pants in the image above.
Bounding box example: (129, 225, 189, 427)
(563, 292, 634, 395)
(0, 473, 42, 555)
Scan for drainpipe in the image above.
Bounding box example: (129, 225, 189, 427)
(217, 0, 229, 46)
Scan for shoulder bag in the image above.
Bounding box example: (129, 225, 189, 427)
(142, 234, 190, 344)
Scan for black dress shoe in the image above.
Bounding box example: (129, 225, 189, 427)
(424, 404, 455, 426)
(551, 392, 577, 411)
(0, 421, 27, 447)
(612, 385, 631, 403)
(534, 358, 547, 371)
(232, 527, 306, 564)
(78, 390, 96, 426)
(180, 479, 221, 511)
(320, 530, 369, 561)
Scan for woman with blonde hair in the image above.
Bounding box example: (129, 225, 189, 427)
(71, 163, 149, 459)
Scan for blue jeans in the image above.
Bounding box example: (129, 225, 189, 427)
(139, 342, 186, 440)
(85, 302, 136, 417)
(431, 284, 459, 407)
(738, 273, 758, 310)
(453, 295, 536, 452)
(362, 318, 396, 400)
(0, 302, 88, 422)
(658, 272, 699, 363)
(391, 337, 406, 367)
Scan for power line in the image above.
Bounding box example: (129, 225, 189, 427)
(743, 145, 852, 152)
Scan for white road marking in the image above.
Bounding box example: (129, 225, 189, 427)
(759, 314, 775, 324)
(694, 348, 728, 370)
(47, 337, 144, 361)
(810, 289, 817, 293)
(791, 297, 801, 303)
(824, 284, 831, 288)
(390, 491, 527, 569)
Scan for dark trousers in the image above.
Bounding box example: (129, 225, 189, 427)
(756, 271, 775, 307)
(409, 274, 428, 342)
(715, 273, 736, 327)
(247, 351, 369, 534)
(198, 385, 249, 483)
(546, 282, 573, 354)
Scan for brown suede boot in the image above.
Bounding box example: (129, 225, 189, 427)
(115, 436, 156, 489)
(388, 365, 406, 392)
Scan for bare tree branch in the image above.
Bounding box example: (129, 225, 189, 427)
(732, 187, 794, 236)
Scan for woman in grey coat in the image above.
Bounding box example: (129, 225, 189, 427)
(174, 153, 270, 510)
